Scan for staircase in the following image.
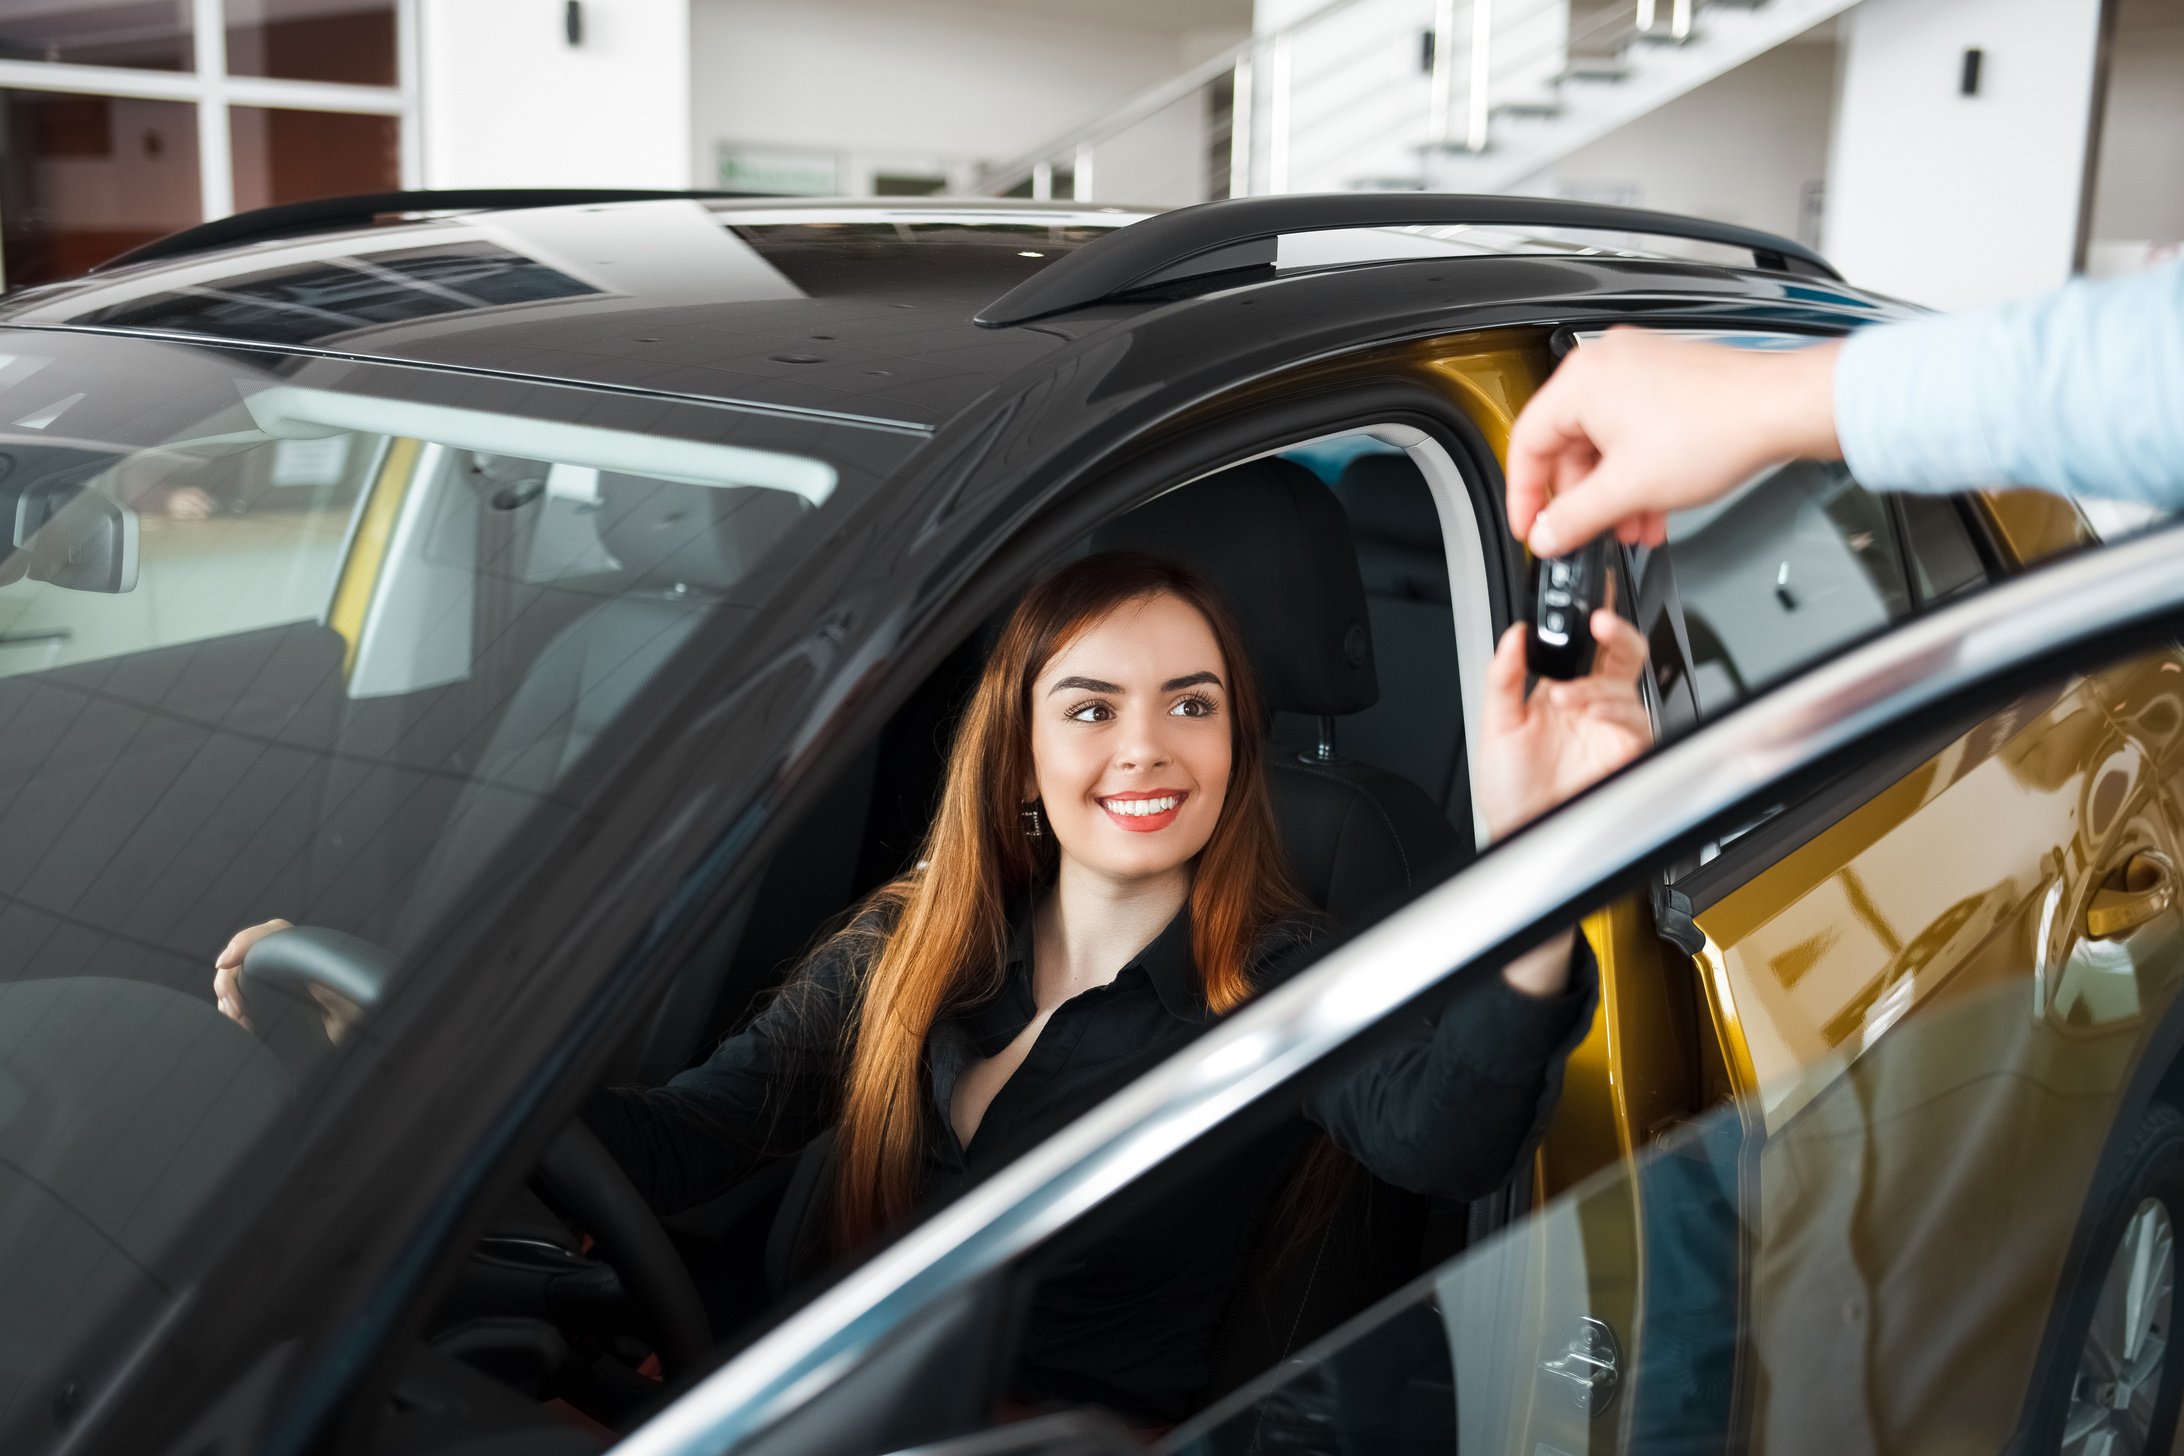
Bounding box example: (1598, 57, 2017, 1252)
(972, 0, 1864, 206)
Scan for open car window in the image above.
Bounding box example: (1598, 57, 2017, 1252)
(615, 518, 2184, 1456)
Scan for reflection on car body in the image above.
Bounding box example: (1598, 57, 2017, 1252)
(0, 190, 2179, 1456)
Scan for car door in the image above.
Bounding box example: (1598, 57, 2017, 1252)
(1647, 464, 2184, 1454)
(602, 508, 2184, 1456)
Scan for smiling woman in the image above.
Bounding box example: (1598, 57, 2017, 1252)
(570, 547, 1653, 1427)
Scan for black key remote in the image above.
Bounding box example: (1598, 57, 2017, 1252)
(1526, 536, 1607, 680)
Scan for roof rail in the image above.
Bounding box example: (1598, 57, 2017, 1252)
(973, 192, 1840, 327)
(93, 188, 774, 273)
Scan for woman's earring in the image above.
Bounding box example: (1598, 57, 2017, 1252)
(1020, 800, 1045, 841)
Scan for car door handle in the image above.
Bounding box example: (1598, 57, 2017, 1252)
(2086, 854, 2178, 940)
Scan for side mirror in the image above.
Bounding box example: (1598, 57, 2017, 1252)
(0, 469, 139, 594)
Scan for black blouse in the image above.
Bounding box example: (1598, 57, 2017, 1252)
(584, 900, 1595, 1423)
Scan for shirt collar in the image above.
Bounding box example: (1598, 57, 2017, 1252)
(973, 894, 1212, 1031)
(1133, 901, 1213, 1023)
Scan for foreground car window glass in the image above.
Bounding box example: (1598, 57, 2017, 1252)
(0, 329, 871, 1435)
(977, 644, 2184, 1456)
(1161, 970, 2184, 1456)
(690, 627, 2180, 1456)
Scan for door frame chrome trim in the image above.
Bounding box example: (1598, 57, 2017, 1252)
(619, 522, 2184, 1456)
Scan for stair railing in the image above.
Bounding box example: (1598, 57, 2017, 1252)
(968, 0, 1731, 204)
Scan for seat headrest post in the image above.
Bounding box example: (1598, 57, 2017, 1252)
(1312, 714, 1341, 764)
(1092, 458, 1379, 718)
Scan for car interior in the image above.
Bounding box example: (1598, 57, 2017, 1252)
(397, 427, 1517, 1439)
(0, 398, 1520, 1449)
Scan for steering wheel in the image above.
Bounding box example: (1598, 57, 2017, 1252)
(241, 926, 713, 1379)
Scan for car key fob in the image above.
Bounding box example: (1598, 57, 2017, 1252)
(1526, 536, 1607, 680)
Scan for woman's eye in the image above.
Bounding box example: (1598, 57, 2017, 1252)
(1065, 701, 1112, 723)
(1171, 694, 1218, 718)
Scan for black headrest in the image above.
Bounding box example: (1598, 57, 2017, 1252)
(1093, 457, 1378, 716)
(1335, 454, 1452, 606)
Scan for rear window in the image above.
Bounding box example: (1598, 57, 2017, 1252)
(0, 327, 909, 1437)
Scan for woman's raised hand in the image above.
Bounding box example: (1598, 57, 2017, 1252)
(1476, 610, 1653, 842)
(212, 917, 292, 1032)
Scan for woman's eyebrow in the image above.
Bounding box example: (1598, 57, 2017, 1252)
(1045, 670, 1224, 696)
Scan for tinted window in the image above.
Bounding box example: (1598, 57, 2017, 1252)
(1667, 461, 1913, 720)
(1899, 491, 1990, 604)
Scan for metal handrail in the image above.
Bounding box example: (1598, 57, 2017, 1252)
(613, 517, 2184, 1456)
(970, 0, 1392, 198)
(973, 0, 1663, 199)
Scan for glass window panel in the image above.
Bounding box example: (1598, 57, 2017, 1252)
(223, 0, 395, 86)
(229, 106, 399, 215)
(0, 91, 201, 288)
(0, 0, 192, 71)
(0, 332, 880, 1436)
(1899, 492, 1990, 605)
(1667, 461, 1915, 720)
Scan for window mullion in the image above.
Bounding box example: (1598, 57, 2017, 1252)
(194, 0, 234, 220)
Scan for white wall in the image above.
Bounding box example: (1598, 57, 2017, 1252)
(2086, 0, 2184, 257)
(418, 0, 692, 189)
(1527, 36, 1838, 242)
(689, 0, 1245, 200)
(1824, 0, 2105, 309)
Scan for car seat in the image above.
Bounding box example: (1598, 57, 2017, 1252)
(1330, 452, 1474, 834)
(373, 471, 866, 1083)
(1092, 457, 1468, 931)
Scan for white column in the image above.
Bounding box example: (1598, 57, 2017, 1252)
(1824, 0, 2106, 309)
(192, 0, 234, 219)
(417, 0, 692, 189)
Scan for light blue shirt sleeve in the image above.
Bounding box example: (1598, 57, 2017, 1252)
(1833, 263, 2184, 508)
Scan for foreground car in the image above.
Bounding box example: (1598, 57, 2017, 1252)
(0, 191, 2176, 1456)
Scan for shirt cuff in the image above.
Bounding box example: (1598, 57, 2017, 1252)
(1459, 932, 1599, 1086)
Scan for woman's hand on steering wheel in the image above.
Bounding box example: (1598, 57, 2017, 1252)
(213, 918, 289, 1032)
(214, 917, 365, 1045)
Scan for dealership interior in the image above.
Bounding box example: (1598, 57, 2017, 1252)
(0, 0, 2175, 307)
(2, 4, 2184, 1456)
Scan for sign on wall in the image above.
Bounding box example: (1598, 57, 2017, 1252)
(715, 143, 842, 195)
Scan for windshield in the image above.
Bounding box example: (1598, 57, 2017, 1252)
(0, 327, 914, 1434)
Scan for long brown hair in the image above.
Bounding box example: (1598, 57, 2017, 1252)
(830, 551, 1313, 1251)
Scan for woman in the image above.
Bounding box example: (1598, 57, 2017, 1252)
(214, 550, 1650, 1423)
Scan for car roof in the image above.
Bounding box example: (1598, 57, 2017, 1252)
(0, 195, 1895, 433)
(0, 199, 1158, 432)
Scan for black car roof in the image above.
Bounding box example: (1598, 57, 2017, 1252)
(0, 199, 1158, 431)
(0, 195, 1897, 433)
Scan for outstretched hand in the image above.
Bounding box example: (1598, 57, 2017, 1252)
(1505, 329, 1844, 557)
(1477, 610, 1652, 842)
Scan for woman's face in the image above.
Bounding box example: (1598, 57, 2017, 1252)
(1026, 592, 1234, 887)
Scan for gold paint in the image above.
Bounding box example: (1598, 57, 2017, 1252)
(1978, 486, 2092, 564)
(327, 437, 423, 677)
(1837, 866, 1904, 956)
(1767, 928, 1836, 990)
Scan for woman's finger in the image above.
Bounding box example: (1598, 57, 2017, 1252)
(1588, 611, 1648, 684)
(1483, 623, 1532, 736)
